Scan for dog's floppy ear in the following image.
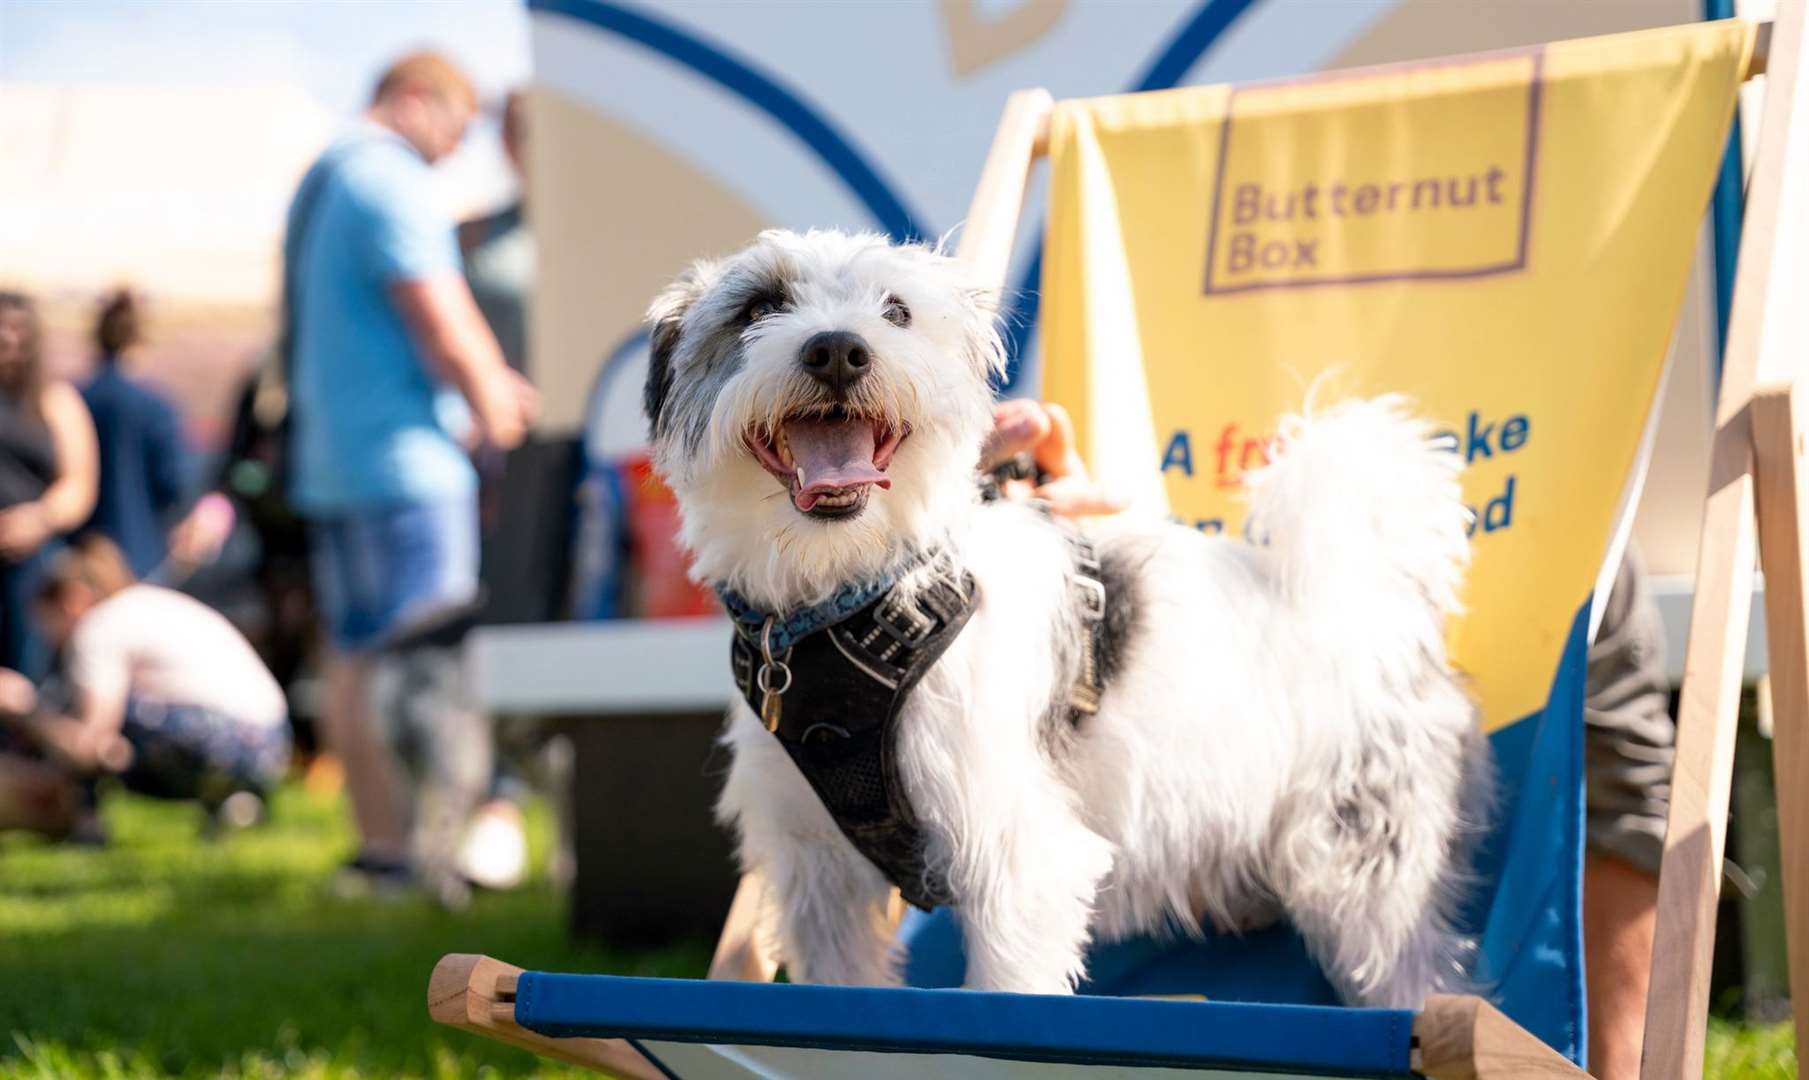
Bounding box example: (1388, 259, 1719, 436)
(962, 285, 1009, 384)
(907, 243, 1009, 384)
(644, 261, 714, 434)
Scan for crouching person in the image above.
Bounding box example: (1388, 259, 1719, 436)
(0, 537, 288, 835)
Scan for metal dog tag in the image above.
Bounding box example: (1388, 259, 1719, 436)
(757, 618, 791, 733)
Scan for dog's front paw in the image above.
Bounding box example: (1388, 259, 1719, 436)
(959, 921, 1092, 996)
(790, 948, 902, 989)
(961, 966, 1082, 996)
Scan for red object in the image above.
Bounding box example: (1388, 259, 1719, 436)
(620, 454, 718, 618)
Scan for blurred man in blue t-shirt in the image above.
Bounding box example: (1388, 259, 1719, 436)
(286, 52, 536, 904)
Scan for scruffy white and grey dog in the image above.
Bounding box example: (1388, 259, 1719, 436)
(645, 228, 1487, 1006)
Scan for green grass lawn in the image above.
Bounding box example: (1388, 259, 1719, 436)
(0, 783, 1795, 1078)
(0, 784, 708, 1079)
(1709, 1016, 1800, 1080)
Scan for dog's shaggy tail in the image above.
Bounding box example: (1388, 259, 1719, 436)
(1248, 396, 1485, 1006)
(1244, 395, 1470, 672)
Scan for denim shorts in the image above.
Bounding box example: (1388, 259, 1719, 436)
(121, 697, 291, 800)
(308, 496, 479, 654)
(1, 540, 58, 682)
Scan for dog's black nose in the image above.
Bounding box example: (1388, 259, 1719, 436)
(799, 330, 871, 395)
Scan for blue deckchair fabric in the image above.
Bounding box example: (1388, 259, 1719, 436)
(511, 971, 1418, 1076)
(899, 601, 1593, 1064)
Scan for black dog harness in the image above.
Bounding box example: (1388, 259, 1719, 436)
(721, 532, 1109, 910)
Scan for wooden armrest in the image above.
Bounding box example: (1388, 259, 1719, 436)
(428, 954, 666, 1079)
(1414, 994, 1588, 1079)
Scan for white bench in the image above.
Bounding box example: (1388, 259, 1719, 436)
(470, 585, 1766, 716)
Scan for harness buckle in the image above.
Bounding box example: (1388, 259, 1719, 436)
(1073, 573, 1107, 623)
(874, 594, 936, 647)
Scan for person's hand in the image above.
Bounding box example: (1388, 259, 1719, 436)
(90, 731, 134, 774)
(167, 492, 236, 570)
(476, 369, 539, 451)
(0, 668, 38, 719)
(0, 502, 52, 561)
(979, 400, 1127, 517)
(508, 368, 541, 429)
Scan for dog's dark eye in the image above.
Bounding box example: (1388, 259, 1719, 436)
(743, 294, 782, 324)
(882, 295, 911, 328)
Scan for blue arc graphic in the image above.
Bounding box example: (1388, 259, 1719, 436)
(1002, 0, 1261, 384)
(529, 0, 1258, 386)
(530, 0, 928, 241)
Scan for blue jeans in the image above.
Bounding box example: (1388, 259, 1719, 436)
(0, 541, 57, 681)
(307, 496, 479, 654)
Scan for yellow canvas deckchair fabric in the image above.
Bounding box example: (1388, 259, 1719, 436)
(1036, 20, 1752, 1060)
(1041, 19, 1753, 735)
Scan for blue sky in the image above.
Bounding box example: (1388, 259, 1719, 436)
(0, 1, 537, 303)
(0, 0, 532, 116)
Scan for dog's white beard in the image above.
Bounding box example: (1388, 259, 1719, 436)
(675, 416, 984, 611)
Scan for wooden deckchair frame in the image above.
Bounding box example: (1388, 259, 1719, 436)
(429, 950, 1588, 1079)
(434, 10, 1801, 1077)
(1644, 5, 1807, 1078)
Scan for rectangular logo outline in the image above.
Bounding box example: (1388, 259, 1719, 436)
(1201, 47, 1547, 296)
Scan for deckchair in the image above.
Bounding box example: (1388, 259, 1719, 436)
(432, 8, 1806, 1078)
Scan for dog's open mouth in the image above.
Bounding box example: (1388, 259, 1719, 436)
(747, 407, 908, 519)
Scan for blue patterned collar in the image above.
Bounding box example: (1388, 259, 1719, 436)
(716, 551, 931, 654)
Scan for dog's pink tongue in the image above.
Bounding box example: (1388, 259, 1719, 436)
(784, 416, 889, 510)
